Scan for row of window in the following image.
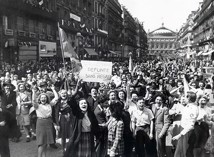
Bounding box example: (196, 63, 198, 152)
(194, 14, 214, 36)
(94, 1, 105, 15)
(148, 39, 175, 42)
(2, 16, 54, 36)
(149, 43, 175, 49)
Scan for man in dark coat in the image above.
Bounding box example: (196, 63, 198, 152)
(0, 81, 21, 142)
(0, 107, 16, 157)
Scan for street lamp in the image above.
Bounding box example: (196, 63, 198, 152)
(76, 32, 82, 61)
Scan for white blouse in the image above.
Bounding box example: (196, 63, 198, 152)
(36, 104, 52, 118)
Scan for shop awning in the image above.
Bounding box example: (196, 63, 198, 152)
(84, 48, 98, 56)
(202, 50, 214, 56)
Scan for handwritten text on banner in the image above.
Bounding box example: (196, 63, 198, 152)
(79, 60, 112, 83)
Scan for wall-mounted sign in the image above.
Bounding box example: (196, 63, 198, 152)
(39, 41, 56, 57)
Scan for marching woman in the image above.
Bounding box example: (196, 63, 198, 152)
(16, 82, 32, 142)
(55, 89, 73, 152)
(55, 81, 80, 152)
(64, 98, 99, 157)
(32, 85, 59, 157)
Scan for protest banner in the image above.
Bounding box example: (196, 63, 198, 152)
(79, 60, 112, 83)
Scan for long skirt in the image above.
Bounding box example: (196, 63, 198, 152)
(75, 132, 94, 157)
(36, 118, 54, 146)
(59, 114, 71, 148)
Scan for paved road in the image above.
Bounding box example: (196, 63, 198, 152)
(9, 129, 214, 157)
(10, 135, 63, 157)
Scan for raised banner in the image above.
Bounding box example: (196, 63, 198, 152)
(79, 60, 112, 83)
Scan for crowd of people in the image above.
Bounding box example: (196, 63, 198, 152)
(0, 57, 214, 157)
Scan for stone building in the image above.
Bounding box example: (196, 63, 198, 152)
(148, 23, 177, 59)
(0, 0, 57, 64)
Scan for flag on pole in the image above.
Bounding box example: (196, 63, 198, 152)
(128, 53, 133, 72)
(58, 25, 82, 72)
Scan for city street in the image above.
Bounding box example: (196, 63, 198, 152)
(1, 0, 214, 157)
(9, 129, 214, 157)
(10, 132, 63, 157)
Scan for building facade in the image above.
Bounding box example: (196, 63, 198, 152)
(93, 0, 108, 57)
(192, 0, 214, 58)
(0, 0, 57, 64)
(56, 0, 96, 60)
(176, 12, 195, 59)
(0, 0, 148, 64)
(148, 24, 177, 59)
(122, 7, 137, 58)
(106, 0, 123, 57)
(135, 19, 148, 58)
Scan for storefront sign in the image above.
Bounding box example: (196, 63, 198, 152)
(39, 41, 56, 57)
(79, 60, 112, 83)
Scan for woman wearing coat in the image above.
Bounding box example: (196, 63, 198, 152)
(64, 98, 99, 157)
(55, 86, 79, 152)
(0, 80, 21, 142)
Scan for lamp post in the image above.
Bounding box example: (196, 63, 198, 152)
(76, 32, 82, 61)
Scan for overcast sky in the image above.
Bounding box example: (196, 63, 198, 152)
(119, 0, 202, 32)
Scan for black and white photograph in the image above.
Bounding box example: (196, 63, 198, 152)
(0, 0, 214, 157)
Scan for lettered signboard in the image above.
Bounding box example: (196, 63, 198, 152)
(79, 60, 112, 82)
(79, 60, 112, 83)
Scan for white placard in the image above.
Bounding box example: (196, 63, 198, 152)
(79, 60, 112, 83)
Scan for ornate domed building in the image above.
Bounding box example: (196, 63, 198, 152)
(147, 23, 177, 59)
